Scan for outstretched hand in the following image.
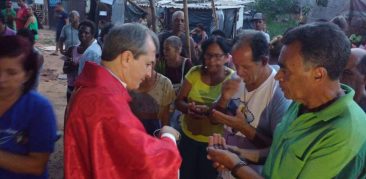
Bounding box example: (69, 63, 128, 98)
(207, 134, 241, 171)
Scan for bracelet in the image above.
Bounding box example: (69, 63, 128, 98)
(231, 160, 247, 178)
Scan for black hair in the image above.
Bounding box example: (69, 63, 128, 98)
(233, 30, 269, 62)
(0, 36, 38, 93)
(197, 23, 205, 31)
(79, 20, 97, 38)
(200, 36, 230, 70)
(282, 22, 351, 80)
(17, 28, 37, 45)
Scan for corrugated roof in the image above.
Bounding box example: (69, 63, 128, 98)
(137, 0, 254, 9)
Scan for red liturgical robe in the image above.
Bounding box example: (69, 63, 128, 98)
(65, 62, 182, 179)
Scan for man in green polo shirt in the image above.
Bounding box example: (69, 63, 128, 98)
(206, 22, 366, 179)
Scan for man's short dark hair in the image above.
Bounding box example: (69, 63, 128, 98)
(282, 22, 351, 80)
(79, 20, 97, 38)
(102, 23, 158, 61)
(233, 30, 269, 62)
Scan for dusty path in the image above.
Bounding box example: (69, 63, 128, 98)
(36, 28, 67, 179)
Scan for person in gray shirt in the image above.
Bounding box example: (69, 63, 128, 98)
(59, 10, 80, 55)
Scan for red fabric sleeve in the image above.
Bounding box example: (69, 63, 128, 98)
(65, 90, 181, 179)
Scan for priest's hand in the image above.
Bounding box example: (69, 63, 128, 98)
(161, 126, 181, 141)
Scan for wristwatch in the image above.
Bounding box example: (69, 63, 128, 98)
(231, 160, 248, 178)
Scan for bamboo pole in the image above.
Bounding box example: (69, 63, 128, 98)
(183, 0, 192, 59)
(211, 0, 218, 30)
(149, 0, 157, 32)
(183, 0, 191, 59)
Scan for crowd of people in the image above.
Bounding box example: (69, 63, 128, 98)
(0, 1, 366, 179)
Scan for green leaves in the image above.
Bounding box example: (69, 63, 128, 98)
(255, 0, 300, 18)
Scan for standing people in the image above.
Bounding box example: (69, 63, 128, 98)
(1, 0, 16, 30)
(65, 23, 181, 179)
(0, 36, 57, 179)
(162, 35, 193, 93)
(340, 48, 366, 111)
(207, 22, 366, 179)
(175, 36, 234, 179)
(252, 13, 270, 43)
(129, 61, 176, 135)
(64, 20, 99, 102)
(191, 23, 208, 49)
(161, 36, 193, 129)
(97, 23, 114, 48)
(51, 2, 68, 56)
(24, 7, 38, 40)
(16, 28, 44, 90)
(158, 11, 198, 64)
(0, 13, 15, 36)
(76, 20, 101, 75)
(59, 10, 80, 55)
(15, 0, 28, 31)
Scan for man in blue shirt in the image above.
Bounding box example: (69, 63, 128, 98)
(51, 2, 68, 56)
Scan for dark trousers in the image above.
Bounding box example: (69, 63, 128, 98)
(179, 132, 218, 179)
(66, 86, 74, 103)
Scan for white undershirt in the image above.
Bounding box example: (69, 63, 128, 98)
(226, 67, 278, 136)
(103, 66, 127, 88)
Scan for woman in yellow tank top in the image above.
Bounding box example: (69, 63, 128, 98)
(175, 36, 234, 179)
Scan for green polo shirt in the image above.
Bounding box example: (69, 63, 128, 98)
(263, 85, 366, 179)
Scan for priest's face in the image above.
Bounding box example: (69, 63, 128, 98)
(125, 36, 156, 89)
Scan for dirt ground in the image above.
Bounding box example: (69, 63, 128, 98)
(36, 28, 67, 179)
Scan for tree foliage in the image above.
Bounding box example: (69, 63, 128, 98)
(255, 0, 300, 18)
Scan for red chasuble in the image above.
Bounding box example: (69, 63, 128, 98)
(65, 62, 182, 179)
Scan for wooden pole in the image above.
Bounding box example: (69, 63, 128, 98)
(44, 0, 48, 26)
(149, 0, 157, 32)
(211, 0, 218, 30)
(183, 0, 191, 59)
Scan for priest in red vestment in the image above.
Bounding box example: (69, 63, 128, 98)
(64, 23, 182, 179)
